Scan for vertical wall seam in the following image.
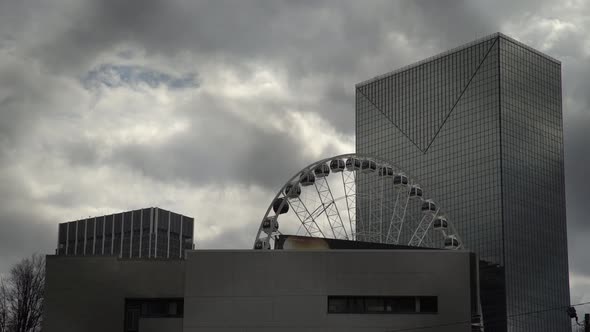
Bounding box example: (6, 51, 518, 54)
(179, 215, 184, 258)
(111, 215, 115, 255)
(119, 213, 124, 258)
(139, 209, 143, 258)
(65, 222, 69, 255)
(102, 216, 106, 255)
(167, 211, 171, 259)
(130, 211, 134, 258)
(83, 219, 87, 256)
(154, 207, 159, 258)
(93, 217, 96, 255)
(74, 220, 78, 255)
(149, 208, 153, 258)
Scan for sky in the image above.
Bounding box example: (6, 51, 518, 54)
(0, 0, 588, 311)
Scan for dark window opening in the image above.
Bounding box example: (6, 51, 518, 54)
(385, 296, 415, 313)
(327, 296, 437, 314)
(125, 298, 183, 332)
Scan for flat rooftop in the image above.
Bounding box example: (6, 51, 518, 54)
(356, 32, 560, 87)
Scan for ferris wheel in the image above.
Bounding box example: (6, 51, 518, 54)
(253, 153, 462, 250)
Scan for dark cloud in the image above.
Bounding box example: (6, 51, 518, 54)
(26, 0, 396, 133)
(0, 212, 56, 274)
(107, 104, 308, 189)
(24, 1, 494, 134)
(0, 56, 52, 146)
(565, 100, 590, 233)
(399, 1, 497, 47)
(564, 64, 590, 278)
(0, 173, 57, 274)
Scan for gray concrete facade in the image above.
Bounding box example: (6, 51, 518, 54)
(44, 249, 477, 332)
(43, 256, 185, 332)
(184, 250, 476, 332)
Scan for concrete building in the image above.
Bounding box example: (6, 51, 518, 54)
(355, 33, 569, 331)
(56, 207, 194, 259)
(44, 249, 479, 332)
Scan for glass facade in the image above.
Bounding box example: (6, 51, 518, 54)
(57, 207, 195, 259)
(355, 33, 570, 331)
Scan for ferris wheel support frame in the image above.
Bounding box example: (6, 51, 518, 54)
(253, 153, 463, 251)
(313, 177, 348, 240)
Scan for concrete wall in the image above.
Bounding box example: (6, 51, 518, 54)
(43, 250, 475, 332)
(43, 256, 185, 332)
(183, 249, 474, 332)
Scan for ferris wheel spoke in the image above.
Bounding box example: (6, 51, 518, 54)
(385, 185, 404, 244)
(341, 170, 357, 240)
(364, 175, 372, 242)
(416, 217, 436, 247)
(314, 176, 349, 240)
(408, 209, 438, 247)
(357, 175, 388, 243)
(355, 176, 372, 242)
(395, 190, 412, 244)
(384, 187, 411, 244)
(408, 215, 429, 246)
(369, 175, 385, 243)
(304, 200, 334, 226)
(287, 197, 325, 238)
(367, 177, 384, 242)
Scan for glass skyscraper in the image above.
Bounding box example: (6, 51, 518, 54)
(355, 33, 570, 331)
(57, 207, 195, 259)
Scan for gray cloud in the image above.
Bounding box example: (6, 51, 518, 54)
(0, 172, 57, 274)
(107, 104, 308, 189)
(22, 0, 509, 134)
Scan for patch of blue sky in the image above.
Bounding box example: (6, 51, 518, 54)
(82, 64, 198, 90)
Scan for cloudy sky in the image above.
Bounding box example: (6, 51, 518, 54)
(0, 0, 588, 309)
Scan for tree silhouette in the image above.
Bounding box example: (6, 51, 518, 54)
(0, 254, 44, 332)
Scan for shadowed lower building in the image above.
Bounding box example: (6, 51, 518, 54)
(43, 245, 480, 332)
(56, 207, 194, 259)
(355, 32, 570, 331)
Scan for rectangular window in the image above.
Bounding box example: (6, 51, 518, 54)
(124, 298, 184, 332)
(385, 296, 415, 313)
(365, 297, 385, 313)
(327, 296, 437, 314)
(57, 223, 67, 255)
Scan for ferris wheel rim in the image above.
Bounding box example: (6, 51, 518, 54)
(254, 153, 463, 250)
(254, 153, 403, 243)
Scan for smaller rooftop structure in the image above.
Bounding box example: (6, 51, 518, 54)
(56, 207, 194, 259)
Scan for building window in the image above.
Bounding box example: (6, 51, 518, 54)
(327, 296, 437, 314)
(125, 298, 183, 332)
(386, 296, 416, 313)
